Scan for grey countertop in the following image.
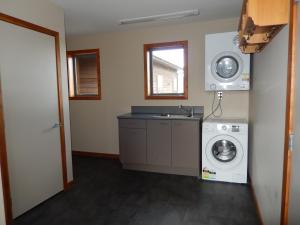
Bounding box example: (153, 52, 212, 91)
(118, 106, 204, 121)
(117, 113, 203, 121)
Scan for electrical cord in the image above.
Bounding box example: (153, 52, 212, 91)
(203, 91, 223, 121)
(212, 93, 223, 118)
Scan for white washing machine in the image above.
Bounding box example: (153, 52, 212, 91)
(202, 119, 248, 183)
(205, 31, 250, 91)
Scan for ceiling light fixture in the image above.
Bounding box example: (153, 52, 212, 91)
(119, 9, 200, 25)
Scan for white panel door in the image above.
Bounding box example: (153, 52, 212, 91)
(288, 4, 300, 224)
(0, 21, 63, 218)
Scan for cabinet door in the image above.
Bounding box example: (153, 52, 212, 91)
(147, 120, 171, 166)
(172, 120, 199, 169)
(119, 128, 147, 164)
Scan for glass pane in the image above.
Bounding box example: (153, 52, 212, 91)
(151, 48, 184, 95)
(212, 140, 237, 162)
(215, 56, 239, 79)
(67, 57, 75, 96)
(74, 53, 98, 95)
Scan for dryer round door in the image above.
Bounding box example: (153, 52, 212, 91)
(205, 134, 244, 170)
(211, 51, 244, 83)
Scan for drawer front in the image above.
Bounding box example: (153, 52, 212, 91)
(119, 119, 146, 129)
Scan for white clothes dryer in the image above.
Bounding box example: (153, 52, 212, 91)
(202, 119, 248, 183)
(205, 32, 250, 91)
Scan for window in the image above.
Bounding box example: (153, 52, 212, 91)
(144, 41, 188, 99)
(67, 49, 101, 100)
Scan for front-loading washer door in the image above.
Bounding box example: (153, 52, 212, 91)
(205, 134, 244, 170)
(211, 51, 244, 83)
(212, 139, 237, 162)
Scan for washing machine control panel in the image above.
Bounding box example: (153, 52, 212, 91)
(204, 122, 246, 134)
(221, 125, 227, 131)
(231, 125, 240, 132)
(216, 124, 241, 133)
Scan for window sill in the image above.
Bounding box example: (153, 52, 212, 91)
(145, 95, 188, 100)
(69, 96, 101, 100)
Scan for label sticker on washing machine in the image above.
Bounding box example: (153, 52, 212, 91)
(242, 73, 250, 81)
(202, 167, 216, 180)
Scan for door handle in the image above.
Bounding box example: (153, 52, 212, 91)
(52, 123, 64, 128)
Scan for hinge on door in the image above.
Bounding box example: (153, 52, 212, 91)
(289, 133, 295, 152)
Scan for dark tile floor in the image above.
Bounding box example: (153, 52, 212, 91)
(13, 156, 260, 225)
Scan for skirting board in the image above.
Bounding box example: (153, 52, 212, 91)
(72, 150, 120, 160)
(249, 175, 264, 225)
(65, 180, 74, 190)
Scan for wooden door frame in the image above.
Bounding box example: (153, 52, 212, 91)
(0, 12, 68, 224)
(281, 1, 298, 225)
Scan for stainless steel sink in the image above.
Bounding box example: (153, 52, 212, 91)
(152, 114, 193, 119)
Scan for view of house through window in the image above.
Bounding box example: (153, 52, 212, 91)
(144, 41, 188, 99)
(67, 49, 101, 100)
(152, 49, 184, 94)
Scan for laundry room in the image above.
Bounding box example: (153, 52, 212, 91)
(0, 0, 299, 225)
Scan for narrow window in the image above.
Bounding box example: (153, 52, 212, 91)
(67, 49, 101, 100)
(144, 41, 188, 99)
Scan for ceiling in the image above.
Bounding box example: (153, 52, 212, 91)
(50, 0, 243, 37)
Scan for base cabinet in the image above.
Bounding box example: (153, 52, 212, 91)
(147, 120, 171, 166)
(118, 118, 200, 176)
(172, 120, 199, 169)
(119, 119, 147, 164)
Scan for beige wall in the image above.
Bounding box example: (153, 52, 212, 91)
(0, 0, 73, 223)
(249, 26, 289, 225)
(67, 17, 249, 154)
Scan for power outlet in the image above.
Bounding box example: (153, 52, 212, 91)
(217, 91, 223, 100)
